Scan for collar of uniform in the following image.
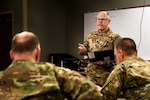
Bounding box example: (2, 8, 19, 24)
(98, 27, 110, 33)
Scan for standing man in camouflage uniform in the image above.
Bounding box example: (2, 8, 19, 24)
(0, 31, 101, 100)
(78, 11, 121, 86)
(99, 37, 150, 99)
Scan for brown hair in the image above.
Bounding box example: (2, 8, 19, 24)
(115, 37, 137, 56)
(11, 31, 39, 53)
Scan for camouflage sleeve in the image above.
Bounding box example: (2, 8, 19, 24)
(79, 32, 93, 55)
(113, 33, 121, 45)
(99, 64, 126, 99)
(83, 31, 94, 52)
(77, 59, 90, 69)
(100, 60, 116, 68)
(54, 66, 101, 100)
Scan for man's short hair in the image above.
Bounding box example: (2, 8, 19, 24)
(11, 31, 39, 53)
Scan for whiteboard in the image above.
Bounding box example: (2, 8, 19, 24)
(84, 6, 150, 60)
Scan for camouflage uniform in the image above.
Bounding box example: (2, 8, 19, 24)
(82, 28, 121, 86)
(0, 60, 101, 100)
(100, 56, 150, 99)
(77, 59, 90, 70)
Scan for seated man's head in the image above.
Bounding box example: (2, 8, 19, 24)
(10, 31, 41, 62)
(114, 37, 137, 64)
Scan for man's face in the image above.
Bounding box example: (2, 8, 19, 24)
(96, 12, 110, 31)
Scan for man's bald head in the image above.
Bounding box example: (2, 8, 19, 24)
(11, 31, 40, 53)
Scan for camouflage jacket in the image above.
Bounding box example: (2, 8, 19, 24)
(83, 28, 121, 53)
(81, 28, 121, 86)
(100, 56, 150, 100)
(0, 60, 101, 100)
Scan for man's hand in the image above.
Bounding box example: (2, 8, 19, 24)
(78, 43, 87, 54)
(96, 85, 102, 91)
(95, 61, 110, 66)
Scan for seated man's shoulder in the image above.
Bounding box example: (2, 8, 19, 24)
(36, 62, 56, 69)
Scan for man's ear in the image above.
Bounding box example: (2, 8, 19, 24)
(118, 49, 124, 59)
(35, 47, 41, 62)
(9, 50, 14, 61)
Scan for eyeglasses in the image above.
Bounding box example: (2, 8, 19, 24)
(96, 18, 108, 21)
